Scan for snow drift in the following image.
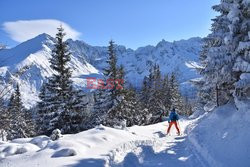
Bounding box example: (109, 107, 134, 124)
(188, 102, 250, 167)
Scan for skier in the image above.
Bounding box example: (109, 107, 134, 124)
(167, 108, 180, 135)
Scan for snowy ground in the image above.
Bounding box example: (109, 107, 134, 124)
(1, 105, 250, 167)
(0, 118, 203, 167)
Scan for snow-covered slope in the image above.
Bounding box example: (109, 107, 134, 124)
(0, 34, 202, 108)
(0, 118, 201, 167)
(0, 101, 249, 167)
(0, 34, 100, 108)
(188, 103, 250, 167)
(67, 37, 202, 88)
(1, 106, 249, 167)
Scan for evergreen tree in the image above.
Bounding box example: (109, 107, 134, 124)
(7, 84, 35, 140)
(107, 85, 145, 127)
(231, 0, 250, 100)
(103, 40, 120, 104)
(140, 65, 182, 124)
(138, 76, 153, 125)
(182, 96, 193, 116)
(140, 76, 151, 109)
(199, 7, 233, 105)
(37, 83, 51, 134)
(162, 74, 172, 114)
(198, 0, 250, 107)
(37, 26, 88, 135)
(169, 73, 184, 114)
(116, 65, 125, 97)
(0, 100, 8, 141)
(93, 40, 129, 127)
(147, 64, 165, 123)
(90, 88, 113, 127)
(104, 64, 128, 126)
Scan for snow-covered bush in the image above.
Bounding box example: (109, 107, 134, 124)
(50, 129, 62, 141)
(121, 119, 127, 129)
(113, 119, 128, 130)
(0, 130, 7, 142)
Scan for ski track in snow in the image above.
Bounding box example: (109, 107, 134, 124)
(106, 118, 211, 167)
(0, 118, 214, 167)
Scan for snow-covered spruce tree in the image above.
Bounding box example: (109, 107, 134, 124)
(115, 88, 141, 126)
(104, 63, 129, 126)
(103, 40, 120, 104)
(37, 26, 88, 135)
(0, 100, 8, 141)
(140, 75, 153, 110)
(199, 0, 250, 107)
(93, 40, 128, 127)
(7, 84, 35, 140)
(93, 48, 144, 127)
(116, 65, 126, 97)
(141, 68, 152, 121)
(91, 41, 119, 127)
(231, 0, 250, 100)
(37, 83, 50, 134)
(199, 1, 233, 106)
(140, 65, 179, 124)
(140, 68, 153, 122)
(169, 73, 184, 114)
(147, 64, 165, 123)
(109, 82, 146, 127)
(139, 76, 152, 122)
(182, 96, 193, 116)
(162, 74, 172, 114)
(194, 43, 216, 108)
(89, 88, 113, 128)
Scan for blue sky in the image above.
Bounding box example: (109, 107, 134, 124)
(0, 0, 219, 49)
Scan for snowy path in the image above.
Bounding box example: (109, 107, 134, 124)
(107, 118, 210, 167)
(0, 118, 210, 167)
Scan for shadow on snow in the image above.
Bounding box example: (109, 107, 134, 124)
(67, 136, 207, 167)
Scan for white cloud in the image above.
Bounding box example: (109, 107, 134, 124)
(2, 19, 81, 42)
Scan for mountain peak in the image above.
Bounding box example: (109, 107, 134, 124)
(0, 33, 55, 68)
(0, 35, 202, 108)
(35, 33, 53, 40)
(28, 33, 54, 44)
